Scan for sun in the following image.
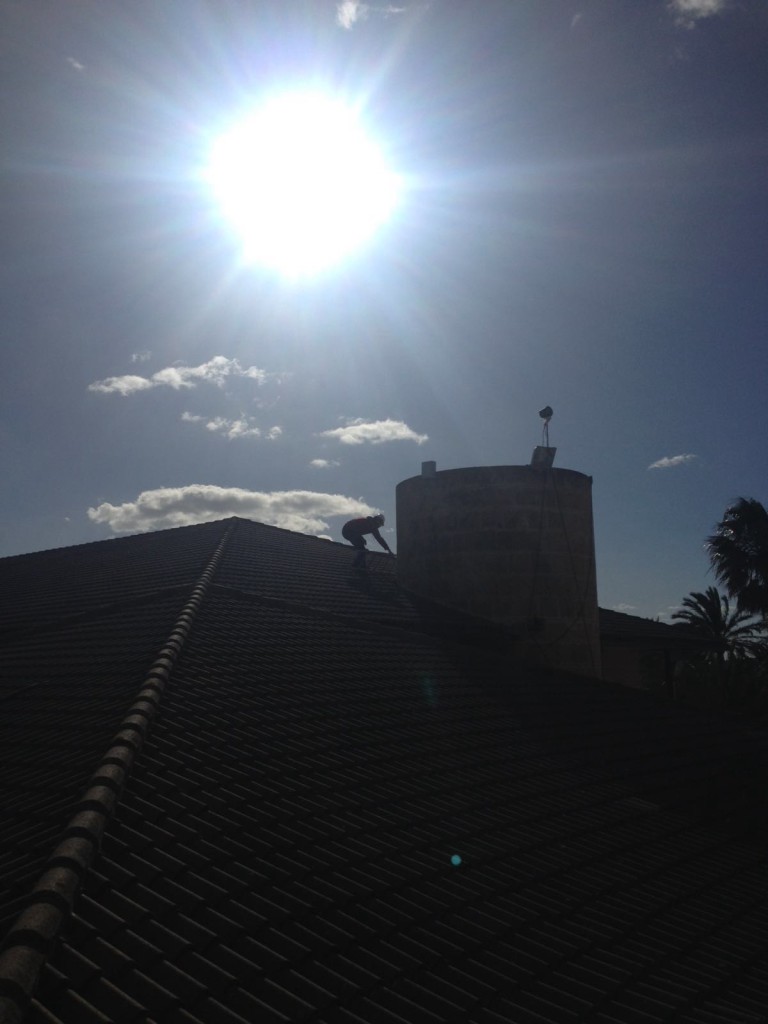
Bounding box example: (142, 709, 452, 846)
(206, 92, 400, 277)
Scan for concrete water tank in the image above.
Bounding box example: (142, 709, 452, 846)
(396, 465, 601, 677)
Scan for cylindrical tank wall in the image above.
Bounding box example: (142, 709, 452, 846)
(396, 466, 601, 678)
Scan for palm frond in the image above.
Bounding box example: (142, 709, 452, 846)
(672, 584, 767, 656)
(706, 498, 768, 615)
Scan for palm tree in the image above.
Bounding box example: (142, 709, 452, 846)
(706, 498, 768, 617)
(672, 586, 766, 658)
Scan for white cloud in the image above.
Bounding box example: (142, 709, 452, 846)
(614, 603, 637, 613)
(658, 605, 682, 622)
(336, 1, 407, 29)
(207, 417, 261, 440)
(89, 356, 267, 396)
(131, 351, 152, 363)
(648, 453, 698, 470)
(182, 413, 282, 441)
(669, 0, 728, 28)
(337, 0, 366, 27)
(66, 57, 85, 72)
(320, 418, 428, 445)
(88, 374, 155, 397)
(310, 459, 341, 469)
(182, 412, 261, 439)
(88, 485, 375, 536)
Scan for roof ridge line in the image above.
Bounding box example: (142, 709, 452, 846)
(0, 522, 238, 1024)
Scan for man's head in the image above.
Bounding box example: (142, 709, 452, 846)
(371, 513, 385, 528)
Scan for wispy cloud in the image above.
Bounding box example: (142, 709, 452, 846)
(310, 459, 341, 469)
(319, 418, 428, 445)
(614, 603, 637, 613)
(648, 453, 698, 470)
(668, 0, 728, 28)
(658, 605, 682, 622)
(88, 485, 375, 536)
(181, 412, 282, 441)
(336, 1, 407, 30)
(131, 351, 152, 364)
(88, 374, 155, 397)
(207, 417, 262, 440)
(89, 356, 267, 396)
(66, 57, 85, 72)
(337, 0, 366, 27)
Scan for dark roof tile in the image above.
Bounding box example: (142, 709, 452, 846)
(24, 1000, 68, 1024)
(78, 936, 133, 979)
(162, 1009, 207, 1024)
(74, 895, 127, 940)
(121, 965, 187, 1014)
(129, 919, 190, 961)
(192, 942, 260, 987)
(160, 914, 216, 953)
(86, 889, 148, 929)
(102, 929, 162, 973)
(121, 883, 176, 923)
(178, 997, 249, 1024)
(63, 975, 146, 1023)
(28, 988, 113, 1024)
(184, 908, 242, 948)
(173, 950, 237, 997)
(54, 946, 101, 992)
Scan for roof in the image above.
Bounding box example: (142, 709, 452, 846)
(2, 516, 768, 1024)
(598, 608, 722, 650)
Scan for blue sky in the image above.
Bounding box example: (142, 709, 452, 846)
(2, 0, 767, 620)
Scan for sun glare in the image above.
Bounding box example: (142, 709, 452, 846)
(207, 92, 400, 276)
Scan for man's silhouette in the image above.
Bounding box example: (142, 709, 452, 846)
(342, 514, 393, 568)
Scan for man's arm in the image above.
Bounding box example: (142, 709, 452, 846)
(371, 528, 393, 554)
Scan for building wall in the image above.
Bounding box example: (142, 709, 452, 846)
(396, 465, 601, 678)
(601, 646, 667, 690)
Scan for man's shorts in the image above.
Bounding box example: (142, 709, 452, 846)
(342, 524, 367, 550)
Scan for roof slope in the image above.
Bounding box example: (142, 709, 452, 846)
(2, 518, 768, 1024)
(0, 521, 231, 941)
(598, 608, 718, 649)
(0, 519, 230, 635)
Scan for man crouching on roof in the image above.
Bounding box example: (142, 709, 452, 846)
(342, 514, 394, 568)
